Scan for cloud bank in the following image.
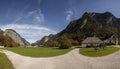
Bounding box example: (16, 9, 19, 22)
(0, 24, 57, 43)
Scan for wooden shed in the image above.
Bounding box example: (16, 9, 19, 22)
(81, 37, 104, 47)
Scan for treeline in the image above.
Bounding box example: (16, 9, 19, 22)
(43, 35, 79, 49)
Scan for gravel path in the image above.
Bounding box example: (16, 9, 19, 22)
(3, 48, 120, 69)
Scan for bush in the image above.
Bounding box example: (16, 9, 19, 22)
(52, 41, 60, 47)
(31, 43, 36, 46)
(58, 35, 72, 49)
(11, 42, 19, 47)
(72, 40, 79, 46)
(44, 41, 60, 47)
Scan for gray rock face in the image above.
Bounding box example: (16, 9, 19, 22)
(3, 29, 30, 47)
(35, 34, 53, 46)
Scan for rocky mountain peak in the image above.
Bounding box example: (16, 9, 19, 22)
(4, 29, 30, 47)
(103, 11, 114, 16)
(35, 34, 54, 46)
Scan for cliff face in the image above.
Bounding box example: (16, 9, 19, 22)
(0, 29, 4, 34)
(35, 34, 53, 46)
(4, 29, 30, 47)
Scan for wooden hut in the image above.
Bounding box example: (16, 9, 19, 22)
(81, 37, 104, 47)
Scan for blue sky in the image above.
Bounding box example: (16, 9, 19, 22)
(0, 0, 120, 43)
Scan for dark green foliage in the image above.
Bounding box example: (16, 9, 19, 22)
(44, 40, 60, 47)
(31, 43, 36, 46)
(58, 35, 72, 49)
(71, 40, 79, 46)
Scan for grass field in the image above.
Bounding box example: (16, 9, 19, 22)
(4, 47, 73, 57)
(0, 52, 14, 69)
(80, 47, 120, 57)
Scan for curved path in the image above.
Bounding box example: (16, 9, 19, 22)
(3, 48, 120, 69)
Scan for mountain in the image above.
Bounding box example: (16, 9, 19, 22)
(0, 29, 19, 47)
(59, 12, 117, 34)
(56, 12, 120, 44)
(39, 12, 120, 46)
(3, 29, 30, 47)
(0, 29, 4, 34)
(35, 34, 53, 46)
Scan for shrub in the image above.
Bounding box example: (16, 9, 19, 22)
(31, 43, 36, 46)
(58, 35, 72, 49)
(11, 42, 19, 47)
(51, 41, 60, 47)
(44, 41, 60, 47)
(72, 40, 79, 46)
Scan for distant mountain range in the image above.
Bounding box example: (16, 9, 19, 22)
(36, 12, 120, 46)
(0, 29, 30, 47)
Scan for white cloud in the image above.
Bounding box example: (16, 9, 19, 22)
(0, 24, 57, 43)
(66, 10, 74, 22)
(12, 9, 45, 25)
(32, 9, 44, 24)
(27, 9, 45, 24)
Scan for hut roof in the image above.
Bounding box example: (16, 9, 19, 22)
(82, 37, 104, 44)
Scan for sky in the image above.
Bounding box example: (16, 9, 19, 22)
(0, 0, 120, 43)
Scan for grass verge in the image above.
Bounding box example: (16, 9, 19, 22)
(0, 52, 14, 69)
(80, 47, 120, 57)
(4, 47, 73, 57)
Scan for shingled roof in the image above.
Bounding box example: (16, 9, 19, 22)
(82, 37, 104, 44)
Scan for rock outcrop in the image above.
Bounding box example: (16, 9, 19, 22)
(0, 29, 4, 34)
(4, 29, 30, 47)
(35, 34, 53, 46)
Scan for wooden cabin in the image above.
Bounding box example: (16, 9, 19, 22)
(81, 37, 104, 47)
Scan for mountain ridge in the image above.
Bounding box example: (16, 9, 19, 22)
(36, 11, 120, 46)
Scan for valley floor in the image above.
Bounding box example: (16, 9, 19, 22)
(3, 48, 120, 69)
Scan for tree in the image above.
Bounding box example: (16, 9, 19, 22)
(51, 41, 60, 47)
(72, 40, 79, 46)
(58, 35, 72, 49)
(0, 34, 5, 46)
(44, 41, 60, 47)
(31, 43, 36, 46)
(11, 42, 19, 47)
